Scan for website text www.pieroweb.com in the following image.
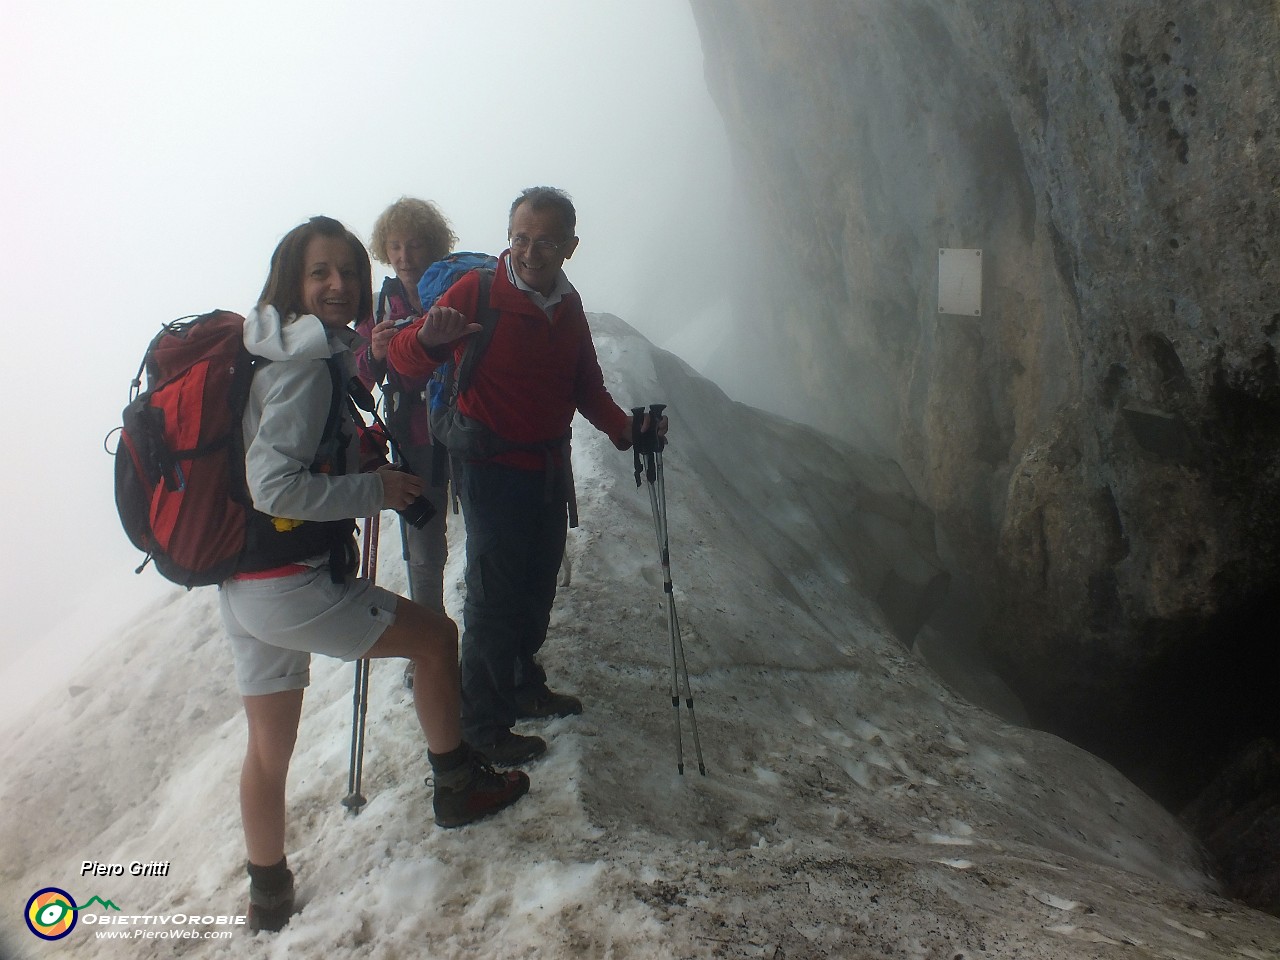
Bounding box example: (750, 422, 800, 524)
(24, 864, 245, 944)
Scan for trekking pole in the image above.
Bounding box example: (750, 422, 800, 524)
(389, 444, 416, 602)
(342, 512, 380, 814)
(632, 405, 706, 776)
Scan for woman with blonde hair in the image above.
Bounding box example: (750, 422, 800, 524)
(357, 197, 457, 688)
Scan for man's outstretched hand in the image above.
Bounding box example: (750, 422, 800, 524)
(415, 304, 481, 349)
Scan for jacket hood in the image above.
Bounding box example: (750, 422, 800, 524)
(243, 305, 349, 361)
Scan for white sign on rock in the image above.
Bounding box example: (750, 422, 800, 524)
(938, 248, 983, 316)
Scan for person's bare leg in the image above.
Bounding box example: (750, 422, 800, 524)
(240, 689, 304, 866)
(367, 596, 529, 828)
(365, 597, 461, 753)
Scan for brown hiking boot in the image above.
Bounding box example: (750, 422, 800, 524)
(432, 751, 530, 828)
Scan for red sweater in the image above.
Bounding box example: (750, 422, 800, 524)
(387, 257, 632, 470)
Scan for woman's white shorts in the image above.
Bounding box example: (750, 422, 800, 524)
(220, 565, 398, 696)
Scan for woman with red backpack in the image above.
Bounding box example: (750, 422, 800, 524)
(222, 216, 527, 933)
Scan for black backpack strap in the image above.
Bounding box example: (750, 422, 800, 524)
(430, 436, 451, 492)
(433, 268, 498, 495)
(454, 269, 499, 396)
(324, 356, 356, 582)
(372, 277, 397, 408)
(321, 357, 349, 470)
(375, 275, 404, 325)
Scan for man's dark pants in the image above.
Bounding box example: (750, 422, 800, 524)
(457, 461, 566, 745)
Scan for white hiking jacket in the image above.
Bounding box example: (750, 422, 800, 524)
(241, 306, 382, 525)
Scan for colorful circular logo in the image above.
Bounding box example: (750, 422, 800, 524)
(25, 887, 78, 941)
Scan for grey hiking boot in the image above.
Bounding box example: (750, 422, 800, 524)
(246, 862, 295, 933)
(432, 751, 530, 828)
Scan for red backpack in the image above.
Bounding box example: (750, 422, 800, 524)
(111, 310, 261, 587)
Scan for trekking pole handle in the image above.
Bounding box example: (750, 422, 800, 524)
(631, 407, 647, 487)
(632, 404, 664, 483)
(649, 404, 668, 454)
(632, 405, 667, 454)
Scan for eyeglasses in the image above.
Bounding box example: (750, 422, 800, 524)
(509, 235, 568, 254)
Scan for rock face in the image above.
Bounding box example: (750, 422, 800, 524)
(688, 0, 1280, 909)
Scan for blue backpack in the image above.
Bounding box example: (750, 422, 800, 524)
(417, 252, 578, 525)
(416, 251, 497, 314)
(419, 252, 499, 304)
(417, 252, 499, 430)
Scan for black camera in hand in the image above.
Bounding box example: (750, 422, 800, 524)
(345, 375, 435, 529)
(391, 464, 435, 529)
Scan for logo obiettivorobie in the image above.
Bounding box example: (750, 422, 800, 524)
(24, 888, 120, 941)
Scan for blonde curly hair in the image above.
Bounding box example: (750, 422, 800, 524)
(369, 197, 457, 265)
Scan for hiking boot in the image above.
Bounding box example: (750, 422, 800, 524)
(476, 730, 547, 766)
(247, 863, 295, 933)
(403, 660, 415, 690)
(515, 688, 583, 720)
(432, 752, 531, 828)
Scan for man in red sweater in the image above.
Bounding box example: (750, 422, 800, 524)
(388, 186, 665, 765)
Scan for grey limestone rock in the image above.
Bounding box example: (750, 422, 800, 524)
(689, 0, 1280, 910)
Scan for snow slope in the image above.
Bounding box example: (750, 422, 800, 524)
(2, 315, 1277, 959)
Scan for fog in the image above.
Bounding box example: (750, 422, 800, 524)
(0, 0, 733, 717)
(10, 314, 1279, 958)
